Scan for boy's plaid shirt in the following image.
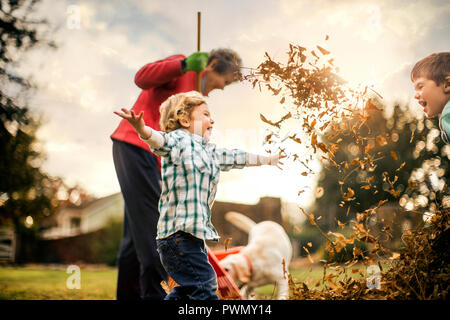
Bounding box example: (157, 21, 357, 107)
(146, 129, 247, 241)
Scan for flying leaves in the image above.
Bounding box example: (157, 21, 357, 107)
(244, 39, 448, 299)
(259, 112, 292, 129)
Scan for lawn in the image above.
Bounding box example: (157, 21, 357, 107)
(0, 263, 367, 300)
(0, 265, 117, 300)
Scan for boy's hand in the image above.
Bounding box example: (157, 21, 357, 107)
(113, 108, 152, 139)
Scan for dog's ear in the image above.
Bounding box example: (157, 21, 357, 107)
(235, 262, 250, 284)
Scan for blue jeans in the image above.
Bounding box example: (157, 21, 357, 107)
(157, 231, 219, 300)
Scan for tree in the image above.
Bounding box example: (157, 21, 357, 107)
(1, 0, 55, 225)
(0, 0, 95, 261)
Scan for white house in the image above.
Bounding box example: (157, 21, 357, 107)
(41, 192, 124, 240)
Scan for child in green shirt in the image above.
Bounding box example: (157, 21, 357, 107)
(411, 52, 450, 143)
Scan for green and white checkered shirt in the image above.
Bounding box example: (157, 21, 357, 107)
(147, 129, 247, 241)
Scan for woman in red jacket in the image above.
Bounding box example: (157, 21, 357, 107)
(111, 49, 242, 300)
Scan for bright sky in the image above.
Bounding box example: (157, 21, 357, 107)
(20, 0, 450, 209)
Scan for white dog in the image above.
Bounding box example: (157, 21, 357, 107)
(219, 211, 292, 299)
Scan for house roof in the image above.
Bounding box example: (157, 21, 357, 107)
(41, 193, 123, 227)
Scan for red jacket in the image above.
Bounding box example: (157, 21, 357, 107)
(111, 54, 204, 171)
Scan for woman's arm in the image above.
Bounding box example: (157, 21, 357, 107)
(134, 55, 185, 90)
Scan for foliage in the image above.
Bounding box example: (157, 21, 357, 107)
(96, 219, 123, 266)
(0, 1, 96, 262)
(246, 39, 449, 299)
(1, 0, 56, 227)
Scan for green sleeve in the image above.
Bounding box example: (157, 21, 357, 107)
(442, 101, 450, 139)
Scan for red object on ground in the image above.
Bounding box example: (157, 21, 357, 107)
(208, 247, 245, 300)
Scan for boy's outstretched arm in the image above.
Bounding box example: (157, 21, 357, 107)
(113, 108, 165, 149)
(216, 148, 285, 172)
(245, 152, 286, 166)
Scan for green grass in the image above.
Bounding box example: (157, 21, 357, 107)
(0, 264, 370, 300)
(0, 266, 117, 300)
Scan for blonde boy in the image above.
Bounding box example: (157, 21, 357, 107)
(411, 52, 450, 143)
(114, 91, 282, 300)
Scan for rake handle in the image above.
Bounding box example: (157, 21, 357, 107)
(196, 12, 201, 92)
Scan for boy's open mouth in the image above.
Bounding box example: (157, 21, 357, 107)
(419, 100, 427, 108)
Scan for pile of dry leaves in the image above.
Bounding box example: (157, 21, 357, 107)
(288, 205, 448, 300)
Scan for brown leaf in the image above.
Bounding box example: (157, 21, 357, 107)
(224, 237, 232, 251)
(303, 246, 314, 263)
(317, 142, 328, 153)
(308, 213, 317, 226)
(282, 258, 288, 279)
(316, 45, 330, 55)
(376, 135, 388, 146)
(410, 130, 415, 143)
(260, 113, 279, 128)
(289, 134, 302, 144)
(396, 162, 406, 172)
(311, 50, 319, 60)
(343, 187, 355, 201)
(311, 133, 318, 152)
(391, 151, 398, 160)
(278, 112, 292, 123)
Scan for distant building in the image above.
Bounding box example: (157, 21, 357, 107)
(0, 227, 16, 262)
(41, 193, 123, 240)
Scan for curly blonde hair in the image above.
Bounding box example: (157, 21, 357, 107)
(159, 91, 206, 132)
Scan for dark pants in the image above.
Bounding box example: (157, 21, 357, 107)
(112, 139, 168, 300)
(157, 231, 219, 300)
